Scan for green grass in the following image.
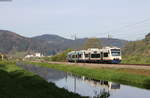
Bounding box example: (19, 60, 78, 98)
(122, 55, 150, 64)
(25, 62, 150, 90)
(0, 61, 83, 98)
(122, 38, 150, 64)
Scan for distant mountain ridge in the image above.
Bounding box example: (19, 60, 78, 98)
(0, 30, 128, 55)
(33, 34, 127, 49)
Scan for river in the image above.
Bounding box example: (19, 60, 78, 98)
(17, 63, 150, 98)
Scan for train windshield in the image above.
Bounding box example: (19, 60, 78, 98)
(111, 49, 121, 56)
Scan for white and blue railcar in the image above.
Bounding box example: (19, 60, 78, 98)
(101, 47, 121, 63)
(67, 47, 122, 64)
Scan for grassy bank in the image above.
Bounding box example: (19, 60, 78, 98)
(25, 62, 150, 90)
(122, 55, 150, 64)
(0, 61, 83, 98)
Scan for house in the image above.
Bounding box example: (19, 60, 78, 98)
(0, 53, 7, 60)
(25, 53, 43, 58)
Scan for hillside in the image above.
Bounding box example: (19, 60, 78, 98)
(122, 33, 150, 64)
(0, 30, 30, 53)
(0, 30, 49, 55)
(32, 34, 74, 51)
(33, 34, 128, 49)
(123, 33, 150, 56)
(0, 30, 128, 56)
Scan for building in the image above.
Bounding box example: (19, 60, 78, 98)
(25, 53, 43, 58)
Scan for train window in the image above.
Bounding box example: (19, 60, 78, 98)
(98, 54, 101, 58)
(111, 49, 120, 52)
(78, 54, 82, 58)
(72, 55, 74, 58)
(75, 55, 77, 58)
(69, 55, 71, 58)
(72, 55, 76, 58)
(111, 52, 120, 56)
(91, 54, 100, 58)
(111, 49, 121, 56)
(104, 53, 108, 57)
(85, 54, 89, 58)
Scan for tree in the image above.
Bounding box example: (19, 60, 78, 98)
(145, 33, 150, 45)
(82, 38, 102, 49)
(51, 49, 72, 61)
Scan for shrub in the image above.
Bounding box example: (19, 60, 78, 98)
(51, 49, 72, 62)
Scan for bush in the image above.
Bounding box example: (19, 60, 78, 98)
(51, 49, 72, 62)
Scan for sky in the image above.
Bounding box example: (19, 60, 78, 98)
(0, 0, 150, 40)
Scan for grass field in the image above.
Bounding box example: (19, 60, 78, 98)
(122, 55, 150, 64)
(24, 62, 150, 90)
(0, 61, 83, 98)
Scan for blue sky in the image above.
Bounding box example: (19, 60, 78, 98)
(0, 0, 150, 40)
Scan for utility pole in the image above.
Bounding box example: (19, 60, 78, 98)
(74, 33, 77, 63)
(71, 33, 77, 63)
(108, 34, 111, 39)
(1, 54, 4, 61)
(108, 33, 113, 47)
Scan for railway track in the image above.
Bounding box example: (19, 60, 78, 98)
(43, 61, 150, 70)
(30, 60, 150, 70)
(117, 63, 150, 66)
(48, 61, 150, 66)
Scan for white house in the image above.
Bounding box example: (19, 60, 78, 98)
(25, 53, 43, 58)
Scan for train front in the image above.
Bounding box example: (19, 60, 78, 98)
(109, 47, 122, 64)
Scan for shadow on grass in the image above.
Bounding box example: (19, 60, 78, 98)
(143, 80, 150, 89)
(0, 63, 6, 68)
(0, 69, 84, 98)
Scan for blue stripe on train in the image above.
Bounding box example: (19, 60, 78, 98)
(111, 60, 121, 64)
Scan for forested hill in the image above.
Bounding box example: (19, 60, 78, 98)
(0, 30, 128, 55)
(33, 35, 128, 49)
(122, 33, 150, 64)
(0, 30, 50, 55)
(123, 33, 150, 56)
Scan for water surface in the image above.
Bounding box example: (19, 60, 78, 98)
(17, 63, 150, 98)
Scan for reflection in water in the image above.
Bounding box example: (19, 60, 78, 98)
(98, 89, 110, 98)
(54, 73, 120, 97)
(17, 63, 150, 98)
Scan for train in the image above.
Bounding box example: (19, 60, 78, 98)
(67, 47, 122, 64)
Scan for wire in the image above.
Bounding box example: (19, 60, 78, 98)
(104, 17, 150, 34)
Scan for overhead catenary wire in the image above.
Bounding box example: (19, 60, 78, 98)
(93, 17, 150, 40)
(69, 17, 150, 40)
(103, 17, 150, 35)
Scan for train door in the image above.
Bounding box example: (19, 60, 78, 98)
(101, 52, 103, 61)
(77, 53, 79, 62)
(89, 53, 91, 62)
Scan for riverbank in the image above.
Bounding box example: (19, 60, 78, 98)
(24, 61, 150, 90)
(0, 61, 82, 98)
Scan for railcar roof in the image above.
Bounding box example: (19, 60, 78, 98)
(68, 46, 121, 55)
(103, 46, 120, 49)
